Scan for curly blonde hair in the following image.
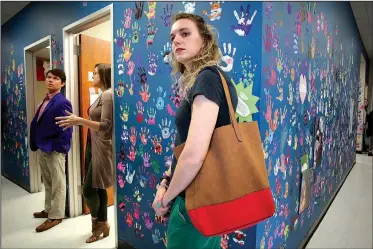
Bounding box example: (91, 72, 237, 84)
(170, 13, 221, 94)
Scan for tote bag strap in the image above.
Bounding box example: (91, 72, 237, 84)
(214, 67, 243, 142)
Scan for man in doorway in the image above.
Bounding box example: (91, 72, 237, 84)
(30, 69, 73, 232)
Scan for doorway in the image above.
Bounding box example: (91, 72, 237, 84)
(63, 6, 117, 241)
(24, 36, 52, 194)
(356, 53, 367, 152)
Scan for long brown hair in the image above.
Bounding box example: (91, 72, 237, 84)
(95, 63, 111, 90)
(170, 13, 221, 94)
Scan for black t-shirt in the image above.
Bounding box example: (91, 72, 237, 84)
(171, 66, 238, 198)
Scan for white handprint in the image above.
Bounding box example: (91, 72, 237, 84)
(182, 2, 195, 14)
(158, 118, 174, 139)
(125, 163, 135, 184)
(219, 42, 236, 72)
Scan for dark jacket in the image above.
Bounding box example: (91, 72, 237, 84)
(30, 92, 73, 154)
(367, 111, 373, 137)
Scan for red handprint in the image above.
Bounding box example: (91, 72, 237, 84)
(265, 94, 273, 122)
(148, 173, 157, 189)
(130, 126, 137, 146)
(126, 212, 134, 227)
(127, 146, 137, 161)
(151, 135, 163, 155)
(135, 101, 144, 123)
(133, 202, 140, 220)
(264, 24, 272, 52)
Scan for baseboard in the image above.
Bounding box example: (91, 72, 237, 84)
(1, 172, 31, 193)
(298, 161, 356, 249)
(118, 239, 137, 249)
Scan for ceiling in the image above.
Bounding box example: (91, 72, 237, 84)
(1, 1, 30, 25)
(1, 1, 372, 62)
(350, 1, 373, 62)
(34, 47, 50, 60)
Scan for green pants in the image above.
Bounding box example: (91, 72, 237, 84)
(166, 197, 221, 249)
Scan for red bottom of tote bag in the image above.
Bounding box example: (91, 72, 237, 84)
(188, 188, 275, 236)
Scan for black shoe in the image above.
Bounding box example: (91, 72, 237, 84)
(368, 152, 373, 156)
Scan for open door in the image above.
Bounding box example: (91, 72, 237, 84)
(78, 34, 113, 214)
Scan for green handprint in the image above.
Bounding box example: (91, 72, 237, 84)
(239, 55, 257, 87)
(146, 108, 156, 125)
(137, 144, 144, 157)
(152, 159, 160, 174)
(131, 22, 140, 44)
(120, 103, 130, 122)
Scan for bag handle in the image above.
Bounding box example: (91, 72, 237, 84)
(216, 69, 243, 142)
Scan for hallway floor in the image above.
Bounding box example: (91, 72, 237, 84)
(1, 154, 372, 248)
(306, 153, 372, 248)
(1, 176, 116, 248)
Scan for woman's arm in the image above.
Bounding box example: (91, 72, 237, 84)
(55, 90, 113, 132)
(78, 118, 101, 131)
(163, 94, 219, 205)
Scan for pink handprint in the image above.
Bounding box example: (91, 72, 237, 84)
(143, 152, 151, 167)
(139, 127, 150, 145)
(143, 212, 154, 229)
(221, 234, 229, 249)
(127, 61, 135, 76)
(117, 162, 125, 173)
(122, 8, 133, 28)
(118, 173, 125, 188)
(126, 212, 133, 227)
(166, 104, 176, 116)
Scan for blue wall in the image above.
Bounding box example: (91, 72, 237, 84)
(1, 1, 364, 249)
(112, 2, 263, 248)
(257, 2, 363, 248)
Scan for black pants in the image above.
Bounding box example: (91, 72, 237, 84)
(83, 136, 108, 222)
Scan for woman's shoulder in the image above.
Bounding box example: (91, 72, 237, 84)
(195, 66, 222, 85)
(101, 89, 113, 99)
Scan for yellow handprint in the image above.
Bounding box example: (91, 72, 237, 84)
(122, 39, 134, 62)
(144, 2, 156, 20)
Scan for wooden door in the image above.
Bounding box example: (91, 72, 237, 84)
(78, 34, 114, 214)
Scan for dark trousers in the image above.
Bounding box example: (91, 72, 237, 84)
(83, 137, 108, 222)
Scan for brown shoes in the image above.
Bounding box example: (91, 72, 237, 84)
(86, 221, 110, 243)
(33, 210, 49, 218)
(36, 219, 62, 232)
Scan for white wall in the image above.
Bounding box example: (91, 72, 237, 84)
(35, 81, 47, 111)
(80, 20, 111, 42)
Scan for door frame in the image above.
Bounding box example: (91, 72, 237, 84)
(24, 35, 52, 193)
(62, 5, 117, 243)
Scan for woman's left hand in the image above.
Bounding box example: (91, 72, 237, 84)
(55, 110, 81, 130)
